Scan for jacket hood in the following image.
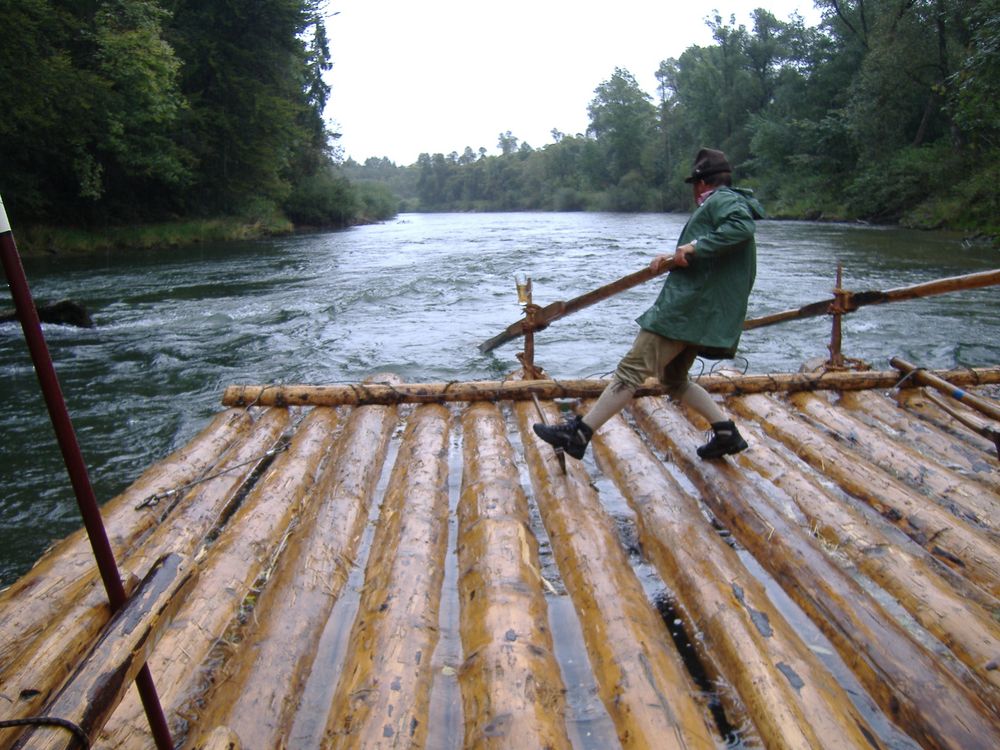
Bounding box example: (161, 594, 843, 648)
(727, 186, 766, 220)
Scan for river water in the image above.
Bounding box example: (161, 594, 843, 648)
(1, 212, 998, 584)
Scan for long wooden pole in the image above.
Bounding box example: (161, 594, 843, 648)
(744, 268, 1000, 330)
(221, 366, 1000, 407)
(891, 356, 1000, 422)
(479, 264, 999, 352)
(478, 259, 674, 352)
(0, 195, 173, 750)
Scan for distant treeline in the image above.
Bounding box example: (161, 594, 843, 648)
(2, 2, 997, 238)
(347, 2, 998, 234)
(1, 0, 396, 231)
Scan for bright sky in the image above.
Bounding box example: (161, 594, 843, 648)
(325, 1, 823, 166)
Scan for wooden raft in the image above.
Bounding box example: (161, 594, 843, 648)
(1, 368, 999, 749)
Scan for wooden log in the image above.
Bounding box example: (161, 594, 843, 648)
(191, 400, 398, 747)
(0, 408, 290, 743)
(729, 393, 1000, 599)
(0, 408, 253, 669)
(787, 390, 1000, 536)
(731, 423, 1000, 700)
(189, 726, 241, 750)
(921, 390, 1000, 459)
(322, 404, 452, 749)
(630, 397, 1000, 749)
(456, 402, 571, 749)
(591, 412, 880, 748)
(96, 407, 339, 749)
(9, 554, 195, 750)
(220, 367, 1000, 407)
(744, 268, 1000, 330)
(514, 399, 718, 749)
(892, 356, 1000, 422)
(895, 388, 1000, 457)
(841, 390, 1000, 492)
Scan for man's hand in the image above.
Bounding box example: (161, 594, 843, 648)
(674, 243, 696, 267)
(649, 254, 674, 273)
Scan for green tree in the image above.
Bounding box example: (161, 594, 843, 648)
(0, 0, 187, 223)
(587, 68, 656, 184)
(90, 0, 189, 217)
(165, 0, 321, 214)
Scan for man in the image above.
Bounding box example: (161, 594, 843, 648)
(533, 147, 764, 460)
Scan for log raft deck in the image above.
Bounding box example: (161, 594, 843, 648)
(1, 364, 999, 749)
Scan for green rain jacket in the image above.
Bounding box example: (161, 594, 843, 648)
(636, 186, 765, 357)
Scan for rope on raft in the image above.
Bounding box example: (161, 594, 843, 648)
(0, 716, 91, 748)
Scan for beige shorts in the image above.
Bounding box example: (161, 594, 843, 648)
(613, 330, 699, 394)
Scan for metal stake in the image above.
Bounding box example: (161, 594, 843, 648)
(0, 196, 173, 749)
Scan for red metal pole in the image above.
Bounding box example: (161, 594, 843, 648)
(0, 196, 173, 749)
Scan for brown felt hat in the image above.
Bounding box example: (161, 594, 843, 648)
(684, 148, 732, 183)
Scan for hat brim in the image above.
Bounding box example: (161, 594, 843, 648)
(684, 168, 731, 184)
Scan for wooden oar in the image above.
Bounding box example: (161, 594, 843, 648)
(922, 390, 1000, 460)
(890, 356, 1000, 423)
(478, 259, 674, 353)
(743, 268, 1000, 330)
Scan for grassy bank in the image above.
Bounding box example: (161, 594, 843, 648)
(13, 215, 295, 257)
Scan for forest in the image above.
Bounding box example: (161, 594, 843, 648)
(0, 0, 398, 237)
(347, 0, 998, 234)
(1, 0, 998, 240)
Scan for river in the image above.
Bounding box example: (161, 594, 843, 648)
(1, 212, 998, 585)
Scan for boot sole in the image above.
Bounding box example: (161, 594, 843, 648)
(532, 424, 588, 460)
(697, 438, 749, 460)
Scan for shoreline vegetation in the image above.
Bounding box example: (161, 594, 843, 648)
(3, 3, 998, 255)
(14, 217, 294, 257)
(12, 206, 997, 259)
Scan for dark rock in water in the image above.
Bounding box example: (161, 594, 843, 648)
(0, 299, 94, 328)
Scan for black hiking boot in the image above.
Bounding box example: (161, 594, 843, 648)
(697, 420, 748, 459)
(532, 415, 593, 460)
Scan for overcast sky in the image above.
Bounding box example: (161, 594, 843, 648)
(324, 1, 823, 165)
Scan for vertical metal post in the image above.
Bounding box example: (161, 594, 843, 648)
(0, 195, 174, 749)
(515, 274, 542, 379)
(827, 264, 846, 369)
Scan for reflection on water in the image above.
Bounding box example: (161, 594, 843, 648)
(1, 213, 998, 583)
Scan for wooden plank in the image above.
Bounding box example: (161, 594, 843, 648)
(220, 367, 1000, 407)
(0, 408, 290, 743)
(190, 400, 398, 748)
(730, 393, 1000, 599)
(731, 422, 1000, 701)
(10, 553, 195, 750)
(97, 407, 339, 748)
(591, 412, 881, 748)
(630, 397, 1000, 750)
(0, 408, 253, 669)
(514, 399, 718, 749)
(322, 404, 452, 748)
(456, 402, 571, 749)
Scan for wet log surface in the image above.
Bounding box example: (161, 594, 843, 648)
(3, 376, 1000, 749)
(9, 553, 195, 750)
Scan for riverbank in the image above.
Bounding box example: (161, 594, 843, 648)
(11, 210, 997, 260)
(13, 215, 297, 258)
